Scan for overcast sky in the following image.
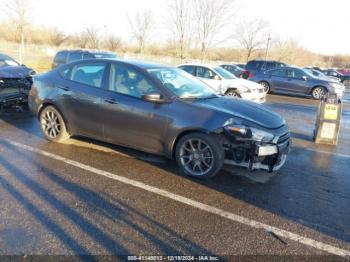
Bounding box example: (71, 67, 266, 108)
(1, 0, 349, 55)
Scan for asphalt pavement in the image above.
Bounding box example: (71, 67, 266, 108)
(0, 92, 349, 261)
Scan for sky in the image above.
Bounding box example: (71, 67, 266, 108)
(1, 0, 349, 55)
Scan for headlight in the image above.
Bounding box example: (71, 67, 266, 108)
(224, 120, 275, 142)
(250, 128, 274, 142)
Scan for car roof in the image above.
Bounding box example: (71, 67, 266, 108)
(0, 53, 13, 59)
(67, 58, 173, 70)
(57, 49, 114, 55)
(178, 63, 220, 69)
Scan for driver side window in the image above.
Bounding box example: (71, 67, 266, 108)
(108, 63, 158, 98)
(288, 69, 305, 79)
(197, 67, 217, 79)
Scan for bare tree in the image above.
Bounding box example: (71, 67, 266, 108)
(48, 28, 68, 47)
(128, 11, 154, 54)
(166, 0, 193, 61)
(193, 0, 236, 61)
(3, 0, 31, 63)
(83, 26, 100, 49)
(104, 35, 123, 52)
(235, 19, 270, 62)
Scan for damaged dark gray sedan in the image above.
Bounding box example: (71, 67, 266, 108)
(29, 59, 290, 178)
(0, 53, 35, 108)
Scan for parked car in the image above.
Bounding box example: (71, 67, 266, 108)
(29, 59, 290, 178)
(249, 66, 345, 99)
(235, 63, 246, 69)
(242, 60, 287, 79)
(52, 50, 117, 69)
(304, 68, 340, 82)
(220, 64, 244, 78)
(0, 53, 36, 109)
(322, 69, 350, 87)
(178, 64, 266, 103)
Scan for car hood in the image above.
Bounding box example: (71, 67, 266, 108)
(222, 78, 263, 91)
(0, 65, 34, 78)
(194, 96, 285, 129)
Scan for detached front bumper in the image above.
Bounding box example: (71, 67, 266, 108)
(224, 133, 291, 172)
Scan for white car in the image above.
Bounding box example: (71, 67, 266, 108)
(178, 64, 266, 103)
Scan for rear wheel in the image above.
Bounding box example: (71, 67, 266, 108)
(312, 86, 327, 100)
(175, 133, 224, 179)
(39, 106, 70, 143)
(259, 81, 270, 93)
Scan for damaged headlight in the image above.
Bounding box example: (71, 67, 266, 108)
(223, 119, 274, 142)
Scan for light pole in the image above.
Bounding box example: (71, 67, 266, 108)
(265, 35, 272, 61)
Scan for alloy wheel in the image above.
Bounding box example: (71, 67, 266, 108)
(260, 82, 270, 93)
(179, 138, 214, 176)
(41, 110, 62, 139)
(312, 87, 326, 100)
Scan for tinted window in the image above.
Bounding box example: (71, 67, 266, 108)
(108, 63, 157, 98)
(197, 67, 217, 79)
(82, 53, 95, 60)
(68, 52, 82, 63)
(67, 62, 107, 88)
(179, 66, 196, 75)
(246, 61, 263, 70)
(54, 51, 67, 64)
(271, 68, 287, 77)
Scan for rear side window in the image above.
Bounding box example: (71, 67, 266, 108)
(54, 51, 67, 64)
(179, 66, 196, 75)
(67, 52, 82, 63)
(247, 61, 263, 70)
(82, 53, 95, 60)
(64, 62, 107, 88)
(271, 68, 287, 77)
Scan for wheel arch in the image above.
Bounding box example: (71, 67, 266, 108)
(170, 128, 214, 159)
(38, 102, 70, 133)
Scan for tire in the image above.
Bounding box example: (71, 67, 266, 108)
(343, 80, 350, 88)
(311, 86, 327, 100)
(225, 89, 241, 98)
(39, 105, 70, 143)
(175, 132, 224, 179)
(259, 81, 270, 93)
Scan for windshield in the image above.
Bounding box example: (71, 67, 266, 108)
(213, 67, 236, 80)
(148, 67, 216, 99)
(0, 55, 19, 67)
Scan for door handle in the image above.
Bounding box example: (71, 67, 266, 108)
(104, 98, 118, 104)
(58, 86, 70, 91)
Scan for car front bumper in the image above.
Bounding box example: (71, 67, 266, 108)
(240, 90, 266, 104)
(224, 134, 291, 172)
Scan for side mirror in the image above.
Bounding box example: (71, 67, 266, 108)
(142, 92, 165, 103)
(302, 76, 308, 81)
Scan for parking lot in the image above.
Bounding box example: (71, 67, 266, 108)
(0, 91, 350, 259)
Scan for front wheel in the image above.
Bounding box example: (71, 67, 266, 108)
(259, 81, 270, 93)
(225, 89, 241, 98)
(175, 133, 224, 179)
(311, 86, 327, 100)
(39, 106, 70, 143)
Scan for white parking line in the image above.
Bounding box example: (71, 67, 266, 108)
(3, 139, 350, 258)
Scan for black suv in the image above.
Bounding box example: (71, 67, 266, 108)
(242, 60, 287, 79)
(52, 50, 117, 69)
